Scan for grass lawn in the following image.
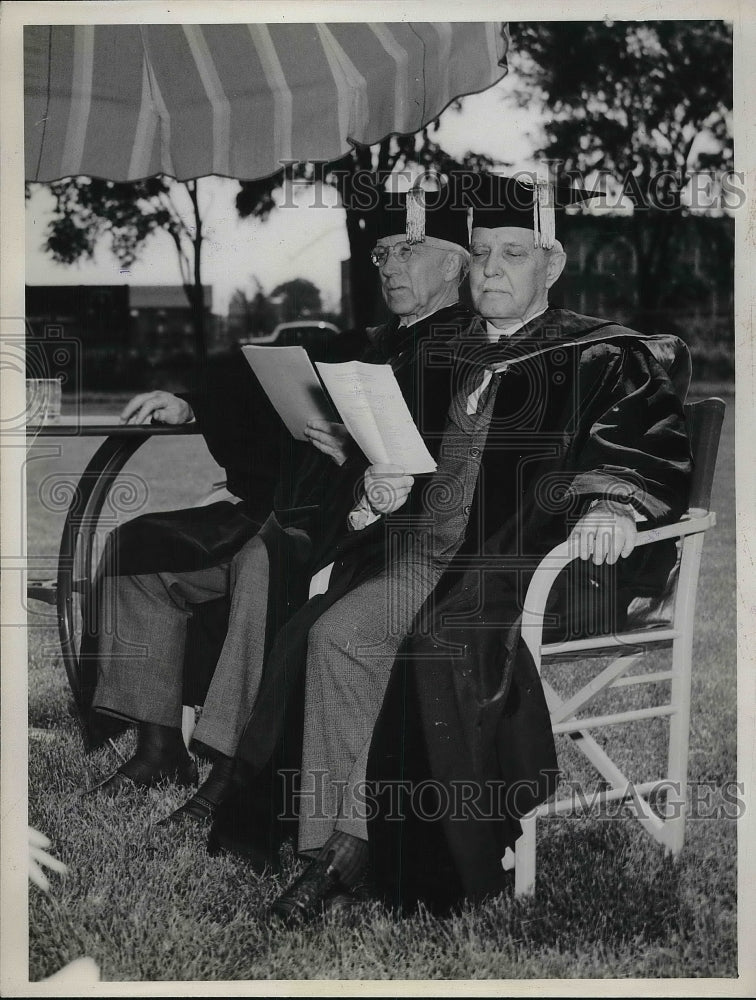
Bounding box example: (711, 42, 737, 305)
(25, 389, 738, 982)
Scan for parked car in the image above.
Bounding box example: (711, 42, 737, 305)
(245, 320, 342, 356)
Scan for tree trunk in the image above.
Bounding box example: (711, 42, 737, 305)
(343, 205, 389, 329)
(336, 144, 392, 330)
(186, 179, 208, 372)
(191, 284, 207, 368)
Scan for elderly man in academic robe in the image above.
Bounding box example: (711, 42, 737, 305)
(83, 180, 472, 826)
(240, 172, 692, 922)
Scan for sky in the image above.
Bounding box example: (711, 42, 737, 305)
(24, 75, 545, 316)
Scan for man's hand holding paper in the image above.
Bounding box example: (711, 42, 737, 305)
(304, 420, 355, 467)
(364, 464, 415, 515)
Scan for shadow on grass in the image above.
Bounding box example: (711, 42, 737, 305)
(515, 822, 685, 946)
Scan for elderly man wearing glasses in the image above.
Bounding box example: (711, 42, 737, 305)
(215, 170, 692, 924)
(85, 177, 473, 828)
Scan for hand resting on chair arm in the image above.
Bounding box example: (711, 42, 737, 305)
(568, 499, 639, 566)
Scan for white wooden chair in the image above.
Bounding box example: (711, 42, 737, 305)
(511, 398, 726, 895)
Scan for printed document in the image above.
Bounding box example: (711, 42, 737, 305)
(316, 360, 436, 474)
(242, 346, 436, 472)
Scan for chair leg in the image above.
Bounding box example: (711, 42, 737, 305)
(514, 814, 537, 896)
(664, 632, 692, 856)
(664, 535, 703, 856)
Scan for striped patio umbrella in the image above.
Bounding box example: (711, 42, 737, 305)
(25, 22, 509, 183)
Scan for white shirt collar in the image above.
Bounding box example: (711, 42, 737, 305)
(466, 307, 549, 416)
(484, 305, 548, 342)
(398, 299, 458, 328)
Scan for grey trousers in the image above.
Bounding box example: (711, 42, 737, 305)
(297, 389, 496, 853)
(92, 533, 271, 757)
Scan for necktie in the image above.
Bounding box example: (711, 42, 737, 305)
(466, 369, 494, 415)
(465, 356, 511, 415)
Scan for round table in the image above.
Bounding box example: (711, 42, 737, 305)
(27, 416, 202, 722)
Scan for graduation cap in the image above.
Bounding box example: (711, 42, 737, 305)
(468, 172, 598, 250)
(379, 173, 470, 251)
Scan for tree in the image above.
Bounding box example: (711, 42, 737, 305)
(33, 176, 279, 367)
(270, 278, 323, 323)
(236, 136, 495, 329)
(228, 279, 280, 340)
(247, 280, 279, 337)
(508, 20, 734, 316)
(227, 288, 252, 344)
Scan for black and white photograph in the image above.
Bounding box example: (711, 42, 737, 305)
(1, 1, 753, 994)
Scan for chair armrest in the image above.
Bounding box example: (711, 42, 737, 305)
(633, 511, 716, 546)
(520, 511, 716, 665)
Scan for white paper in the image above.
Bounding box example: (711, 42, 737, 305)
(315, 361, 437, 474)
(241, 345, 334, 440)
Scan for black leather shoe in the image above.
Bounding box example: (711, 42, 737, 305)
(322, 872, 373, 917)
(83, 722, 198, 797)
(157, 791, 215, 826)
(271, 860, 341, 925)
(84, 747, 198, 798)
(156, 754, 237, 825)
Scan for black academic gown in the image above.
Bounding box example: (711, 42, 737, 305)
(209, 303, 473, 854)
(212, 308, 692, 903)
(364, 308, 693, 912)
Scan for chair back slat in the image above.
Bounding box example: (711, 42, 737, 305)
(684, 398, 726, 512)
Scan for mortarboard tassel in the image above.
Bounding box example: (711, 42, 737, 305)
(535, 178, 555, 250)
(405, 184, 426, 244)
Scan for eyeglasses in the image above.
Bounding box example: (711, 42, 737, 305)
(370, 244, 417, 267)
